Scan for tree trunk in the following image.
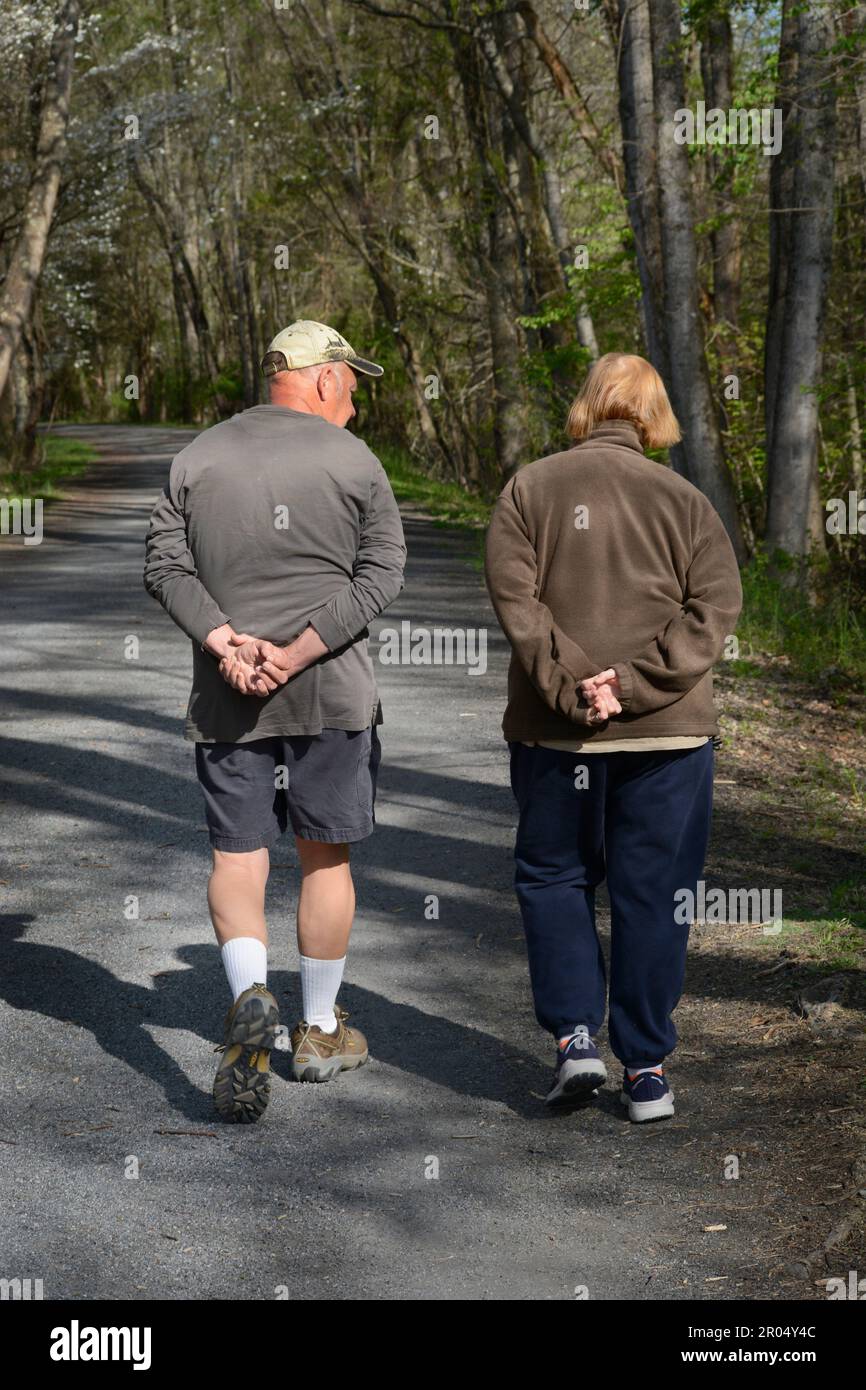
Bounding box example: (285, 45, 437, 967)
(220, 24, 260, 408)
(649, 0, 745, 557)
(699, 9, 741, 334)
(764, 0, 799, 465)
(846, 359, 863, 493)
(0, 0, 79, 403)
(128, 148, 230, 416)
(452, 17, 529, 482)
(616, 0, 670, 382)
(612, 0, 744, 554)
(485, 200, 530, 482)
(9, 318, 45, 467)
(765, 5, 836, 566)
(355, 205, 457, 472)
(478, 13, 599, 360)
(516, 2, 624, 194)
(849, 4, 866, 202)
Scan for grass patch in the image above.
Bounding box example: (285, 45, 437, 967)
(827, 877, 866, 932)
(375, 443, 491, 530)
(792, 916, 865, 972)
(790, 752, 865, 806)
(760, 883, 866, 970)
(0, 435, 95, 503)
(725, 658, 764, 680)
(744, 914, 864, 971)
(737, 551, 866, 685)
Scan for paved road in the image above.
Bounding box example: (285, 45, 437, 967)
(0, 425, 775, 1300)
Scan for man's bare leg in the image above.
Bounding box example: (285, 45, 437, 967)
(295, 838, 355, 1038)
(208, 847, 270, 946)
(208, 847, 277, 1123)
(208, 848, 270, 1002)
(295, 839, 354, 958)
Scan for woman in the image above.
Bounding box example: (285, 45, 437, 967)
(484, 353, 742, 1122)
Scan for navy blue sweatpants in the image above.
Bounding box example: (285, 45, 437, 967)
(509, 740, 714, 1068)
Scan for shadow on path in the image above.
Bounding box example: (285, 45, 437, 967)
(0, 914, 544, 1122)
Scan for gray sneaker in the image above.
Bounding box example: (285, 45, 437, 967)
(620, 1067, 675, 1122)
(546, 1028, 608, 1106)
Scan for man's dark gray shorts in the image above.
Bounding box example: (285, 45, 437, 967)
(195, 727, 381, 851)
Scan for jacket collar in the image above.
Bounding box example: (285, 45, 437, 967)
(580, 418, 645, 455)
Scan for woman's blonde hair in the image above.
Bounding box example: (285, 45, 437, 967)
(566, 352, 681, 449)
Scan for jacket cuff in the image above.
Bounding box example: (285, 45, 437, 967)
(306, 606, 347, 652)
(613, 662, 634, 712)
(573, 703, 608, 728)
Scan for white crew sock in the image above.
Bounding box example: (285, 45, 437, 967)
(627, 1064, 664, 1079)
(221, 937, 267, 1002)
(300, 954, 346, 1033)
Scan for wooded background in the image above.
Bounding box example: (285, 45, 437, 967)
(1, 0, 864, 588)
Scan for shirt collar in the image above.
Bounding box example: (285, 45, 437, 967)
(582, 419, 645, 455)
(240, 404, 325, 422)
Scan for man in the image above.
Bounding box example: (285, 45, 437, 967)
(144, 320, 406, 1124)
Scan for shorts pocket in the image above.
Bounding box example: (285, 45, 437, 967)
(355, 728, 381, 810)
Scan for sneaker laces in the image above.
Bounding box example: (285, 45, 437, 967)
(559, 1026, 591, 1054)
(293, 1005, 352, 1052)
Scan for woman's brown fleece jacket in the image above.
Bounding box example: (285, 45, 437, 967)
(483, 420, 743, 744)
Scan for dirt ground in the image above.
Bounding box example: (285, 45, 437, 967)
(664, 654, 866, 1294)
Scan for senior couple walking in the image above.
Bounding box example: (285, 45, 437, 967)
(144, 320, 742, 1125)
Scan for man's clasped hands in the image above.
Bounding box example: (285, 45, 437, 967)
(204, 622, 329, 698)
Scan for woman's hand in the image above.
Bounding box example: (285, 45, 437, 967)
(580, 668, 623, 722)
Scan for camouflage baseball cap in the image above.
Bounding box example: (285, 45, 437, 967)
(261, 320, 384, 378)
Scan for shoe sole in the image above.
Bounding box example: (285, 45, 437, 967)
(620, 1088, 675, 1123)
(213, 993, 279, 1124)
(546, 1059, 608, 1107)
(292, 1050, 369, 1084)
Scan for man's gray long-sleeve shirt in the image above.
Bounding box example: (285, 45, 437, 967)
(144, 405, 407, 743)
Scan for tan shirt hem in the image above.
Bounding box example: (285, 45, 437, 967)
(522, 736, 710, 754)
